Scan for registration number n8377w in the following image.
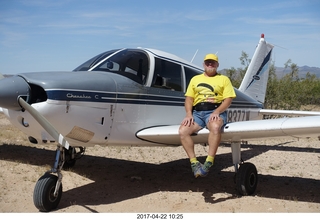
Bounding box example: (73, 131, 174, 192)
(226, 109, 250, 122)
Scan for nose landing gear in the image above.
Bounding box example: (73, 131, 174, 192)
(33, 145, 85, 212)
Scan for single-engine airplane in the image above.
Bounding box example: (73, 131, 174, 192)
(0, 34, 319, 212)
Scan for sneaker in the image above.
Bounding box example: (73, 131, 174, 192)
(200, 161, 213, 177)
(191, 162, 203, 178)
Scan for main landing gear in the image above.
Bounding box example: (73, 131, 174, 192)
(231, 142, 258, 196)
(33, 145, 85, 212)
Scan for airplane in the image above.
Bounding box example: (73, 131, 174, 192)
(0, 34, 319, 212)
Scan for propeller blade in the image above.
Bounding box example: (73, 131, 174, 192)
(18, 97, 70, 150)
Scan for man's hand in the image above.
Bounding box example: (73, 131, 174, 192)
(209, 110, 221, 122)
(181, 115, 194, 127)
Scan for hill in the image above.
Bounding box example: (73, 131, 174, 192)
(220, 65, 320, 79)
(275, 66, 320, 78)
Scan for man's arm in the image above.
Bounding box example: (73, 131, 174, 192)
(185, 96, 194, 116)
(216, 97, 233, 114)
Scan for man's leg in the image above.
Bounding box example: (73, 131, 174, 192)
(179, 123, 202, 177)
(179, 123, 200, 159)
(201, 118, 224, 175)
(207, 118, 223, 156)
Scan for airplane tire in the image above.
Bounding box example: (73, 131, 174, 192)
(236, 162, 258, 196)
(33, 173, 62, 212)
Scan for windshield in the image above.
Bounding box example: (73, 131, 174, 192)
(73, 49, 118, 71)
(73, 49, 149, 84)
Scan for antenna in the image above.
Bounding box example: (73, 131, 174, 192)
(272, 44, 288, 50)
(191, 49, 198, 63)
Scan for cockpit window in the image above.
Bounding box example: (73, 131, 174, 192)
(73, 49, 149, 84)
(73, 49, 118, 71)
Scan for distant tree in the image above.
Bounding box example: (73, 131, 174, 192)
(225, 67, 241, 88)
(284, 59, 299, 80)
(239, 51, 250, 80)
(264, 62, 279, 109)
(225, 51, 251, 89)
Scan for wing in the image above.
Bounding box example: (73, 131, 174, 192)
(136, 116, 320, 145)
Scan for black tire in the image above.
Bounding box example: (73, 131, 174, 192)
(33, 173, 62, 212)
(236, 162, 258, 196)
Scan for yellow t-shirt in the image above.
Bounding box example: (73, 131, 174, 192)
(185, 73, 236, 106)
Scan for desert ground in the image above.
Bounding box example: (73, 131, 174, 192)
(0, 112, 319, 214)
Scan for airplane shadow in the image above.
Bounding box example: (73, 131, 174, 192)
(0, 142, 319, 211)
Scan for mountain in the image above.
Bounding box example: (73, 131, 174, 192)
(275, 66, 320, 78)
(220, 66, 320, 79)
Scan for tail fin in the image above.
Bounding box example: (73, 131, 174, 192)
(238, 34, 274, 104)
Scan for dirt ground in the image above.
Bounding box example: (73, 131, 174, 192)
(0, 113, 319, 214)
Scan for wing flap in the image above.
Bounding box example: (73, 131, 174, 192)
(136, 116, 320, 145)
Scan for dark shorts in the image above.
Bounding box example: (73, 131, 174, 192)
(193, 110, 227, 128)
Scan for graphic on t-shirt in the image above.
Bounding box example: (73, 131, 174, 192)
(196, 83, 218, 103)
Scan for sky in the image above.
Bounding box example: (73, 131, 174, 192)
(0, 0, 319, 74)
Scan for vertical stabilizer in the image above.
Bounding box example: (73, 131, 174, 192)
(238, 34, 274, 104)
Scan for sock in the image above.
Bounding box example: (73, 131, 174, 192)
(190, 158, 198, 164)
(206, 155, 214, 164)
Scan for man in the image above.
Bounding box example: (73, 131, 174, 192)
(179, 53, 236, 178)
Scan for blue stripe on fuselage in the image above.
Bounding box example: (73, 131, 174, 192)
(45, 89, 260, 108)
(46, 90, 186, 106)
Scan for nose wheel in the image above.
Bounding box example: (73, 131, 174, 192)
(33, 145, 65, 212)
(33, 173, 62, 212)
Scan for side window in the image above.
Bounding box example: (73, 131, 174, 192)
(151, 58, 182, 91)
(184, 66, 202, 88)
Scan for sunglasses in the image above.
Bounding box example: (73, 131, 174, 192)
(204, 60, 218, 66)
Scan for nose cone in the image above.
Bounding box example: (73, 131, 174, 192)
(0, 76, 31, 110)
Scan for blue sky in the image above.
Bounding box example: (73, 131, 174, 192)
(1, 0, 319, 74)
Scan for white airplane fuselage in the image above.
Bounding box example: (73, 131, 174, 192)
(2, 73, 262, 148)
